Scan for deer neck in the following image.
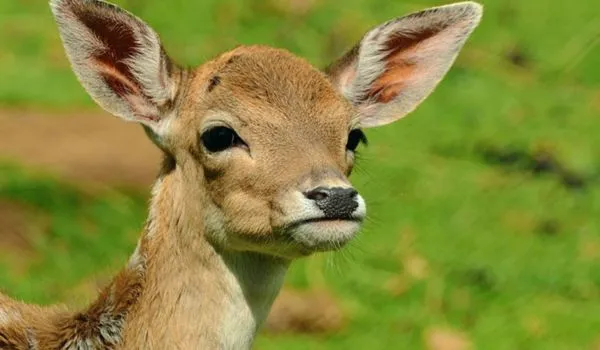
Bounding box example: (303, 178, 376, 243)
(119, 166, 289, 349)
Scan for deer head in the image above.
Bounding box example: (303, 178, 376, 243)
(50, 0, 482, 259)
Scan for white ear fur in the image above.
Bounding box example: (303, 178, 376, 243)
(50, 0, 178, 134)
(327, 2, 483, 128)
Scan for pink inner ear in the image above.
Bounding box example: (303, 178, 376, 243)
(368, 27, 442, 103)
(369, 61, 413, 103)
(97, 62, 141, 98)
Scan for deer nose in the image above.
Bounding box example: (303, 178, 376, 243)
(303, 187, 359, 218)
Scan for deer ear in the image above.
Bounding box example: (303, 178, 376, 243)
(50, 0, 179, 136)
(326, 2, 482, 128)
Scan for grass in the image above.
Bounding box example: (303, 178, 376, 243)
(1, 0, 599, 348)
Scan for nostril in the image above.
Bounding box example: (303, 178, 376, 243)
(345, 188, 358, 199)
(304, 187, 330, 201)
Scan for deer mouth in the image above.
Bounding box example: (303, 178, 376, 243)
(287, 216, 363, 229)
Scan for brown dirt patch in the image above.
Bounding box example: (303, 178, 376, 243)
(264, 288, 346, 335)
(0, 109, 161, 189)
(424, 327, 472, 350)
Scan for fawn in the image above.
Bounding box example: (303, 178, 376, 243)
(0, 0, 482, 348)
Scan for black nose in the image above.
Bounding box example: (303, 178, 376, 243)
(303, 187, 359, 219)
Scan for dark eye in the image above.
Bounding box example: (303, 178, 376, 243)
(200, 126, 244, 153)
(346, 129, 367, 152)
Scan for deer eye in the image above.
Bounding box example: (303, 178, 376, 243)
(201, 126, 244, 153)
(346, 129, 368, 152)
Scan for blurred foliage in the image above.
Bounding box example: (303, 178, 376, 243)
(0, 0, 599, 349)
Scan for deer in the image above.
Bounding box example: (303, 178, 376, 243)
(0, 0, 482, 348)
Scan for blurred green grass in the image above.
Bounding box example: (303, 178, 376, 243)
(1, 0, 599, 349)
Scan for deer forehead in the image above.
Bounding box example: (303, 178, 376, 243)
(186, 46, 356, 138)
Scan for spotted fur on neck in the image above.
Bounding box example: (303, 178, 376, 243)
(0, 235, 147, 350)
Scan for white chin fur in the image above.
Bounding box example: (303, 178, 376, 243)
(290, 219, 363, 252)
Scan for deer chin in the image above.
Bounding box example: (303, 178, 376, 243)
(288, 218, 363, 254)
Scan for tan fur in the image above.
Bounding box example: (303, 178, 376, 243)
(0, 1, 481, 348)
